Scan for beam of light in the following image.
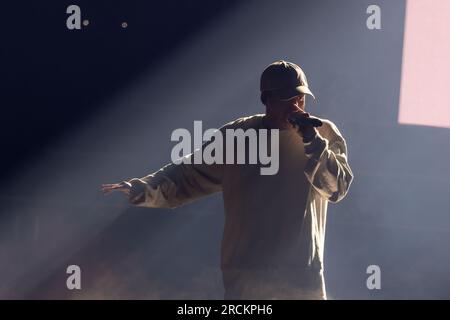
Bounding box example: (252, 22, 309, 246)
(0, 0, 328, 299)
(398, 0, 450, 129)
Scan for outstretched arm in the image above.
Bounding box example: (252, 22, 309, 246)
(125, 148, 223, 209)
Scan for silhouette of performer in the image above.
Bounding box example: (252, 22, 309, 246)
(102, 60, 354, 299)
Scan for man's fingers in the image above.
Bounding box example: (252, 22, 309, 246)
(102, 184, 120, 194)
(102, 186, 118, 194)
(102, 184, 118, 191)
(101, 182, 132, 196)
(102, 183, 119, 189)
(102, 187, 130, 195)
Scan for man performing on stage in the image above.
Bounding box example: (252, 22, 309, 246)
(102, 60, 354, 299)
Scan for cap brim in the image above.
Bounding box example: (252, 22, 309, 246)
(278, 86, 315, 101)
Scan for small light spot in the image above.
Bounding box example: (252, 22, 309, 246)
(121, 22, 128, 29)
(83, 19, 89, 27)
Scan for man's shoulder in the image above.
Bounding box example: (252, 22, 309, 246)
(220, 114, 265, 131)
(316, 117, 346, 144)
(318, 117, 339, 132)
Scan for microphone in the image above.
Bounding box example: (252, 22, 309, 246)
(288, 113, 323, 128)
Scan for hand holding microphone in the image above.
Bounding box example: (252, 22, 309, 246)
(288, 112, 323, 128)
(288, 112, 322, 142)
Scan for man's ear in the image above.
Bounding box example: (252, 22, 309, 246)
(261, 91, 269, 105)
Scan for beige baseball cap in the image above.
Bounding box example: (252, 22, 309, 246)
(260, 60, 315, 101)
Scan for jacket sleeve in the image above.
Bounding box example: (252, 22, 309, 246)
(302, 120, 354, 203)
(126, 146, 223, 209)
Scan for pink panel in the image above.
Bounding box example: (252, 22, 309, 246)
(399, 0, 450, 128)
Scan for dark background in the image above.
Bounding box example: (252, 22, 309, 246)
(1, 0, 449, 299)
